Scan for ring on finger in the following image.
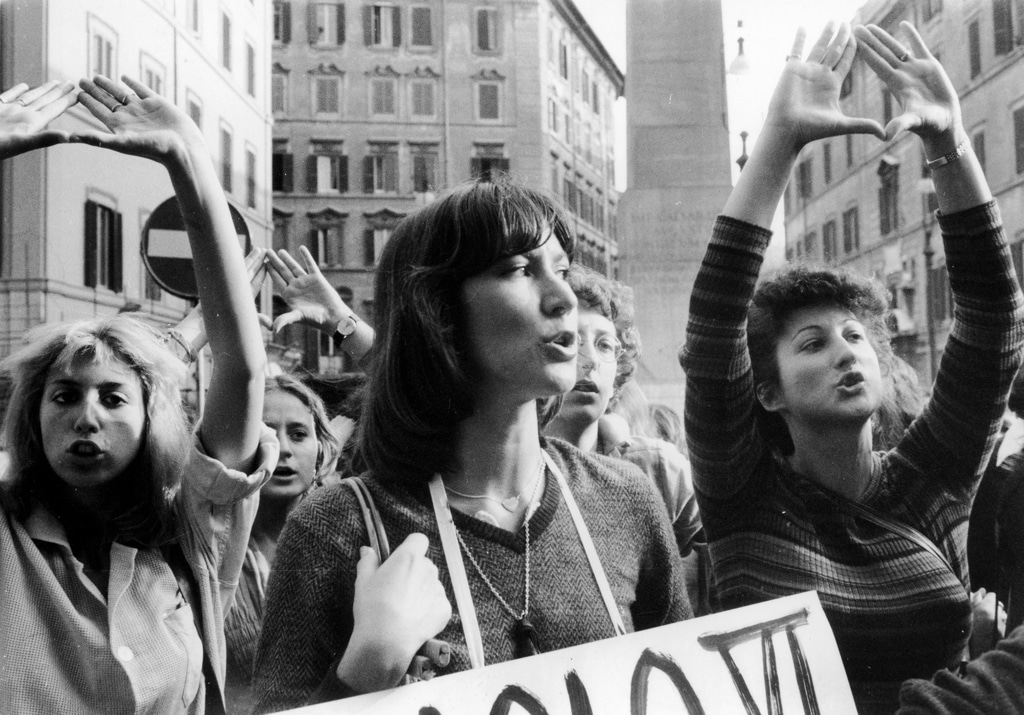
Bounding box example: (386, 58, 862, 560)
(785, 54, 800, 61)
(897, 51, 910, 62)
(16, 98, 27, 106)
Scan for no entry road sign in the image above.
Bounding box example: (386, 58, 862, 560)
(142, 197, 251, 300)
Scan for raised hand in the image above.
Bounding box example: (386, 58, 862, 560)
(765, 23, 885, 149)
(266, 246, 351, 334)
(72, 75, 202, 163)
(854, 22, 960, 141)
(0, 81, 78, 159)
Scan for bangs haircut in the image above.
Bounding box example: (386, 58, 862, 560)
(359, 175, 574, 484)
(748, 263, 892, 454)
(0, 315, 191, 546)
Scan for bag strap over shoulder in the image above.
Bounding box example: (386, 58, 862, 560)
(343, 476, 391, 561)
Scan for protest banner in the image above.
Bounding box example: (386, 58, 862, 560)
(282, 591, 855, 714)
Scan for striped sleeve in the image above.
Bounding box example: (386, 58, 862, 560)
(680, 216, 773, 503)
(893, 201, 1024, 495)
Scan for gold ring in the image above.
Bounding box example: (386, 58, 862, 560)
(120, 93, 133, 105)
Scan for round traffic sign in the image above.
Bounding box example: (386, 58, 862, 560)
(141, 197, 251, 300)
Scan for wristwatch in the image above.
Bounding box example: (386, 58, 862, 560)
(332, 315, 359, 348)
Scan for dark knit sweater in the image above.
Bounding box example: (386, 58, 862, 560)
(251, 438, 691, 713)
(680, 203, 1024, 694)
(897, 624, 1024, 714)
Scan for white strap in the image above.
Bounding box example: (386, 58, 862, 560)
(428, 476, 486, 669)
(543, 451, 627, 636)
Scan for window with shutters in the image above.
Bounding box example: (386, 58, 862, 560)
(797, 158, 812, 199)
(313, 74, 341, 114)
(471, 144, 508, 181)
(994, 0, 1014, 56)
(558, 38, 569, 79)
(410, 6, 432, 47)
(273, 211, 291, 251)
(362, 227, 390, 265)
(410, 79, 436, 118)
(273, 139, 293, 192)
(364, 143, 398, 194)
(370, 77, 397, 116)
(272, 68, 288, 112)
(969, 19, 981, 78)
(367, 5, 400, 48)
(186, 0, 200, 35)
(140, 54, 165, 95)
(246, 147, 257, 208)
(878, 159, 899, 235)
(476, 82, 500, 121)
(843, 206, 860, 254)
(475, 7, 499, 53)
(823, 142, 832, 185)
(186, 92, 202, 130)
(245, 42, 256, 96)
(973, 129, 986, 175)
(221, 10, 232, 70)
(88, 16, 117, 78)
(273, 2, 291, 43)
(220, 124, 233, 193)
(1015, 106, 1024, 174)
(823, 220, 837, 262)
(84, 199, 123, 293)
(308, 211, 347, 267)
(309, 2, 345, 46)
(410, 144, 438, 193)
(308, 141, 347, 194)
(803, 230, 817, 259)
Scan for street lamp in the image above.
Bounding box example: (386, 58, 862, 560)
(918, 177, 939, 382)
(736, 131, 749, 171)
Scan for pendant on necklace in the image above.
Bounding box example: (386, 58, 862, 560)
(511, 615, 541, 658)
(501, 495, 520, 512)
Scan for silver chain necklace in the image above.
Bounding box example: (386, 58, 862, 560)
(452, 459, 544, 658)
(444, 458, 543, 513)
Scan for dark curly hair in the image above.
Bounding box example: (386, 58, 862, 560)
(748, 262, 893, 455)
(566, 263, 641, 395)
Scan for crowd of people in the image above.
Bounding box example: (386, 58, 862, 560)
(2, 19, 1024, 715)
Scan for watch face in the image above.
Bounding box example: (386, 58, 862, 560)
(337, 316, 357, 337)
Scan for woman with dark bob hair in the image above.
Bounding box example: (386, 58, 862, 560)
(0, 76, 275, 713)
(253, 176, 690, 711)
(680, 22, 1024, 711)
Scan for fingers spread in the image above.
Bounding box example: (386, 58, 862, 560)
(279, 248, 307, 276)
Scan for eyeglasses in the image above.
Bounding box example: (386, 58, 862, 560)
(578, 332, 623, 363)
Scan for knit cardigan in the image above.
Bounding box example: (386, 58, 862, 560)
(252, 437, 691, 713)
(680, 203, 1024, 694)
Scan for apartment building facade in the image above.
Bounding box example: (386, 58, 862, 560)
(0, 0, 273, 381)
(270, 0, 622, 375)
(783, 0, 1024, 382)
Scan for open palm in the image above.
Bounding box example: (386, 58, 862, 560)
(765, 24, 884, 148)
(71, 76, 202, 163)
(0, 81, 78, 159)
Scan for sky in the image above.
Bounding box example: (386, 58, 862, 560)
(572, 0, 869, 188)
